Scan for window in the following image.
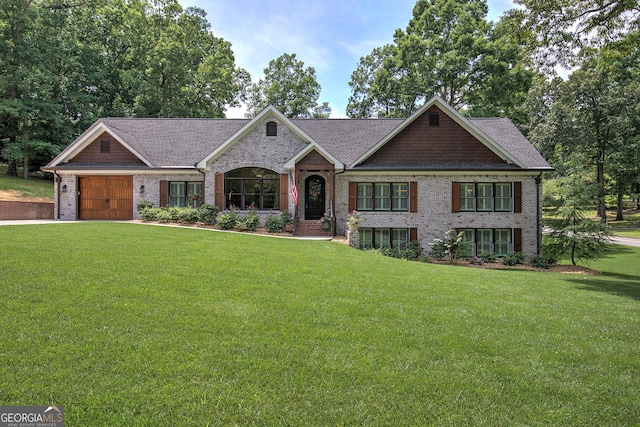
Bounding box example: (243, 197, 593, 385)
(458, 183, 512, 212)
(461, 228, 514, 256)
(359, 228, 409, 250)
(266, 121, 277, 136)
(100, 140, 110, 153)
(169, 182, 202, 207)
(429, 112, 439, 126)
(357, 182, 408, 211)
(224, 167, 279, 210)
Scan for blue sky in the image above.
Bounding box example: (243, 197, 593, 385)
(181, 0, 517, 117)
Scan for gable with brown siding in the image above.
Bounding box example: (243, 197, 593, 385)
(360, 106, 505, 167)
(68, 131, 146, 165)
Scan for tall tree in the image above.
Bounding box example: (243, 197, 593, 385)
(346, 0, 533, 119)
(246, 53, 331, 118)
(507, 0, 640, 68)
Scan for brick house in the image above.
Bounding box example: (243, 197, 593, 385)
(43, 96, 552, 255)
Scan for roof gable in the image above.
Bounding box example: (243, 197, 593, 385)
(46, 122, 153, 168)
(197, 105, 318, 169)
(351, 96, 523, 169)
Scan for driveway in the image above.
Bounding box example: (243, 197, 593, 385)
(612, 235, 640, 248)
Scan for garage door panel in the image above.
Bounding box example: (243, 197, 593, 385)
(79, 176, 133, 220)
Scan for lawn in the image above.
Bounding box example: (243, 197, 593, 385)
(0, 164, 54, 200)
(1, 223, 639, 426)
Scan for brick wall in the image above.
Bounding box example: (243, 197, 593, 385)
(0, 201, 54, 220)
(335, 173, 541, 256)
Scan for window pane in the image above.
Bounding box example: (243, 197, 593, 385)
(495, 229, 511, 256)
(477, 183, 493, 211)
(495, 183, 512, 212)
(374, 183, 390, 210)
(460, 183, 475, 211)
(186, 182, 202, 208)
(169, 182, 185, 207)
(225, 178, 242, 209)
(360, 228, 373, 249)
(392, 228, 408, 249)
(477, 229, 493, 255)
(357, 183, 373, 210)
(375, 228, 391, 248)
(392, 183, 408, 211)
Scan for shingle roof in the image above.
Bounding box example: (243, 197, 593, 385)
(48, 110, 551, 171)
(469, 118, 551, 170)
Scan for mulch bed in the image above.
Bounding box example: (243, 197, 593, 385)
(429, 260, 600, 274)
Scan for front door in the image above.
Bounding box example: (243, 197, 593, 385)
(305, 175, 325, 220)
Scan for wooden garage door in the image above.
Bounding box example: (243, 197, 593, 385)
(79, 176, 133, 220)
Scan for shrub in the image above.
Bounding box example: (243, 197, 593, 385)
(155, 208, 174, 223)
(402, 240, 423, 261)
(217, 212, 238, 230)
(470, 256, 484, 266)
(198, 204, 219, 225)
(136, 199, 153, 213)
(238, 211, 259, 231)
(281, 210, 293, 226)
(140, 207, 160, 221)
(265, 214, 283, 233)
(480, 253, 497, 263)
(429, 230, 472, 263)
(502, 252, 525, 266)
(177, 207, 199, 223)
(530, 254, 557, 269)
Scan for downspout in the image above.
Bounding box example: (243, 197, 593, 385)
(535, 172, 543, 255)
(54, 171, 61, 221)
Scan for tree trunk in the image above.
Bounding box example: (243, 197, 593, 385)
(23, 157, 29, 179)
(571, 240, 576, 266)
(616, 188, 624, 221)
(6, 160, 18, 176)
(596, 159, 607, 222)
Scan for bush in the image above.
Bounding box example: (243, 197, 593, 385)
(238, 211, 259, 231)
(480, 253, 497, 263)
(136, 199, 153, 213)
(155, 208, 174, 223)
(198, 204, 219, 225)
(281, 210, 293, 226)
(140, 207, 160, 221)
(429, 230, 472, 263)
(402, 240, 424, 261)
(265, 214, 283, 233)
(177, 207, 199, 223)
(217, 211, 239, 230)
(530, 254, 557, 269)
(502, 252, 525, 266)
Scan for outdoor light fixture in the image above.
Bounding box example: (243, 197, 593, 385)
(140, 185, 145, 194)
(61, 185, 67, 193)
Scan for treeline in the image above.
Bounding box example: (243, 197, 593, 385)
(0, 0, 249, 175)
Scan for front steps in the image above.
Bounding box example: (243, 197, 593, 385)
(294, 219, 334, 237)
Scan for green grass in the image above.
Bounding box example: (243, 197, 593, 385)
(0, 164, 54, 200)
(1, 223, 639, 426)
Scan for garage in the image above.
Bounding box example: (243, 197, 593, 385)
(79, 176, 133, 220)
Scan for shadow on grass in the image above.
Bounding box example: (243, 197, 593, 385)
(566, 274, 640, 301)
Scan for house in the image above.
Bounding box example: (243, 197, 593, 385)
(42, 96, 552, 256)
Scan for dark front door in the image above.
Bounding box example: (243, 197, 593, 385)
(305, 175, 325, 220)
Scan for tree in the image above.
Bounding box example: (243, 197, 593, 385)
(545, 177, 613, 266)
(246, 53, 330, 118)
(507, 0, 640, 68)
(346, 0, 533, 119)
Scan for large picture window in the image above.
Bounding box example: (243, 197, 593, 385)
(224, 167, 279, 210)
(357, 182, 408, 211)
(169, 182, 202, 207)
